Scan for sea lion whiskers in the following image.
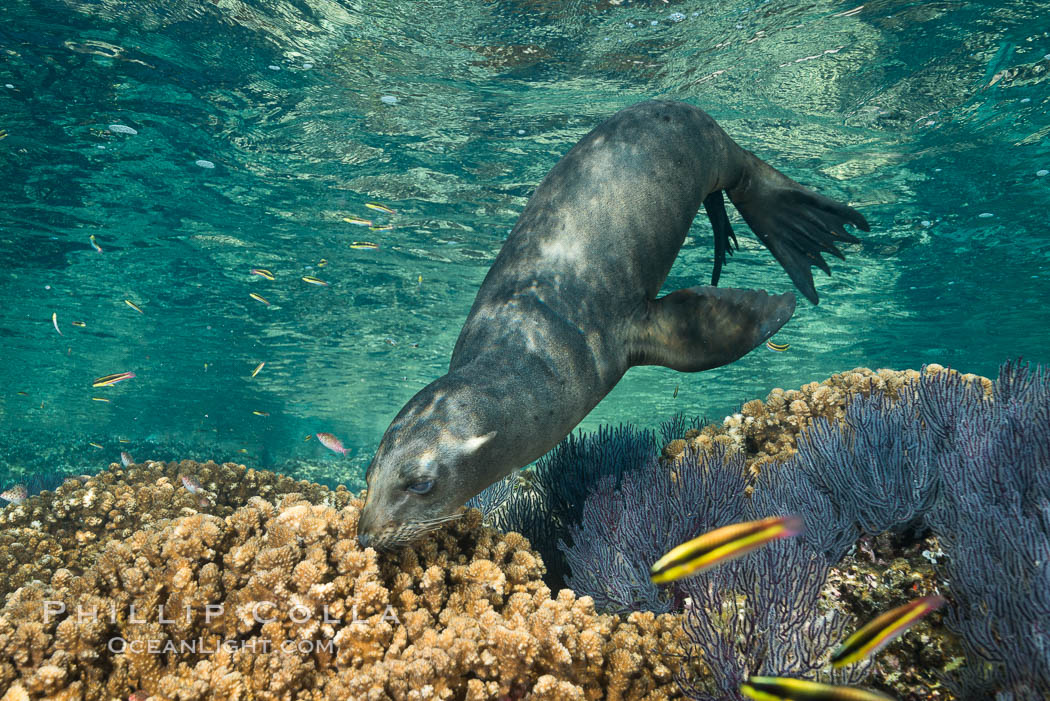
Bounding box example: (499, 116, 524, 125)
(367, 512, 465, 550)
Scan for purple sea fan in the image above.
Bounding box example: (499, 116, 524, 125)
(925, 361, 1050, 699)
(559, 443, 749, 614)
(676, 536, 868, 701)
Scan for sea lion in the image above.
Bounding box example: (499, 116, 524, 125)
(357, 99, 867, 549)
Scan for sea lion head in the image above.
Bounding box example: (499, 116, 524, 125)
(356, 377, 498, 550)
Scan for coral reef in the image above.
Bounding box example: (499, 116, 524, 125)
(824, 532, 959, 701)
(0, 482, 689, 700)
(566, 362, 1045, 700)
(558, 436, 875, 698)
(679, 364, 991, 473)
(0, 459, 347, 600)
(1, 362, 1042, 700)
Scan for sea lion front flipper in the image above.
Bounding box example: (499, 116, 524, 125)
(630, 286, 796, 372)
(727, 151, 869, 305)
(703, 191, 738, 287)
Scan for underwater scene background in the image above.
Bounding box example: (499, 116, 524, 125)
(1, 1, 1050, 699)
(2, 0, 1048, 486)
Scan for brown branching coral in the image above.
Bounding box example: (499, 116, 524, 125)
(676, 365, 991, 474)
(0, 488, 688, 700)
(0, 459, 352, 599)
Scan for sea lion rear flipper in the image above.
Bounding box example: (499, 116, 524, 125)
(703, 191, 738, 287)
(630, 286, 796, 372)
(727, 151, 869, 305)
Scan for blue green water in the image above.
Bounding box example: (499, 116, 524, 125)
(1, 0, 1048, 487)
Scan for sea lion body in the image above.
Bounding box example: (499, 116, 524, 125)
(357, 100, 867, 548)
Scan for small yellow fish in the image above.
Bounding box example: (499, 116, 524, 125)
(72, 320, 86, 327)
(318, 258, 328, 267)
(91, 397, 111, 402)
(651, 515, 803, 585)
(125, 299, 144, 314)
(304, 434, 313, 442)
(342, 216, 372, 226)
(89, 442, 103, 449)
(350, 241, 380, 250)
(92, 371, 136, 387)
(369, 224, 394, 231)
(0, 129, 7, 140)
(365, 202, 397, 215)
(238, 448, 248, 453)
(740, 676, 894, 701)
(17, 391, 28, 396)
(52, 311, 62, 336)
(673, 384, 679, 399)
(251, 361, 265, 378)
(252, 410, 270, 417)
(832, 595, 946, 667)
(766, 339, 790, 352)
(118, 438, 130, 443)
(302, 276, 329, 286)
(250, 268, 275, 280)
(250, 292, 271, 306)
(89, 234, 103, 253)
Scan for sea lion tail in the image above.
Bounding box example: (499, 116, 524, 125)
(724, 150, 869, 305)
(630, 286, 796, 372)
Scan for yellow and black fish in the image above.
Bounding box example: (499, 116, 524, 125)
(651, 515, 802, 584)
(365, 202, 396, 215)
(766, 339, 789, 352)
(832, 595, 946, 667)
(741, 676, 894, 701)
(92, 371, 136, 387)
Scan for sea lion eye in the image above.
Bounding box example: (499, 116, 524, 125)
(407, 480, 434, 495)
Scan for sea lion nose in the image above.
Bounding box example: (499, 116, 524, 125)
(357, 531, 371, 549)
